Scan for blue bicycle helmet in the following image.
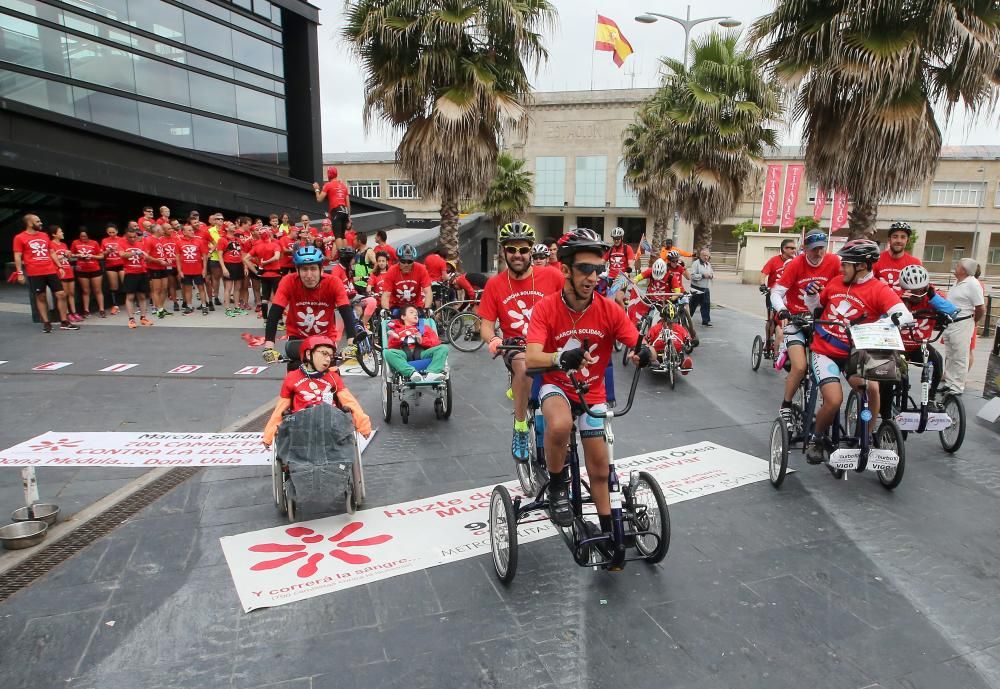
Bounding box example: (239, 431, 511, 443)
(398, 244, 418, 261)
(803, 231, 828, 249)
(293, 245, 325, 266)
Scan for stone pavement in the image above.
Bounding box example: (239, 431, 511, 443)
(1, 298, 999, 689)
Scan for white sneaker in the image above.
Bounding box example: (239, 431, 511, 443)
(408, 371, 423, 382)
(424, 372, 444, 382)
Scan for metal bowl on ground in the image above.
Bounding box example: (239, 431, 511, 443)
(11, 503, 60, 527)
(0, 521, 48, 550)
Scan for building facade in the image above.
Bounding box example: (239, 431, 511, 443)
(322, 152, 440, 224)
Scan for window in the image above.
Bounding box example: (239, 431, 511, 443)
(923, 245, 945, 263)
(235, 84, 277, 127)
(133, 53, 190, 106)
(0, 15, 70, 76)
(615, 159, 639, 208)
(0, 67, 73, 115)
(349, 180, 381, 199)
(952, 247, 965, 264)
(192, 114, 238, 156)
(930, 181, 984, 207)
(534, 156, 565, 206)
(575, 155, 607, 207)
(71, 85, 139, 134)
(138, 100, 192, 148)
(882, 188, 921, 206)
(183, 10, 231, 60)
(232, 32, 274, 74)
(63, 0, 129, 23)
(237, 124, 277, 163)
(127, 0, 183, 40)
(66, 34, 137, 93)
(388, 179, 419, 199)
(806, 185, 833, 203)
(188, 71, 236, 118)
(988, 247, 1000, 266)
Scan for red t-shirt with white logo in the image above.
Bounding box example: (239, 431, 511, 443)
(280, 368, 348, 413)
(811, 276, 903, 359)
(526, 292, 639, 404)
(144, 236, 166, 271)
(382, 262, 431, 308)
(329, 263, 357, 299)
(604, 244, 635, 279)
(640, 268, 680, 300)
(424, 253, 449, 282)
(761, 254, 789, 288)
(776, 253, 842, 314)
(121, 238, 147, 274)
(176, 238, 208, 276)
(249, 240, 282, 278)
(479, 268, 564, 338)
(368, 271, 389, 295)
(160, 233, 178, 266)
(102, 236, 125, 268)
(71, 239, 101, 272)
(13, 231, 57, 276)
(220, 236, 243, 264)
(873, 251, 921, 295)
(270, 273, 350, 339)
(51, 240, 74, 280)
(322, 180, 350, 210)
(899, 293, 936, 352)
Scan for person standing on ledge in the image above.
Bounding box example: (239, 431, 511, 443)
(313, 166, 351, 251)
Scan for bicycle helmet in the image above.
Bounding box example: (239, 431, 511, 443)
(803, 231, 828, 249)
(531, 243, 550, 259)
(556, 227, 610, 261)
(398, 244, 418, 261)
(899, 264, 930, 291)
(338, 246, 356, 259)
(651, 258, 668, 281)
(837, 238, 880, 265)
(498, 221, 536, 245)
(666, 250, 680, 262)
(610, 226, 625, 239)
(293, 245, 325, 266)
(889, 221, 912, 235)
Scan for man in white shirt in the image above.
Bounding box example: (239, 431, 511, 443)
(941, 258, 986, 395)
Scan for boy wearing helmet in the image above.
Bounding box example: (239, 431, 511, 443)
(894, 264, 957, 406)
(525, 228, 651, 536)
(312, 167, 351, 249)
(873, 221, 921, 295)
(802, 239, 913, 463)
(480, 222, 563, 462)
(380, 244, 432, 313)
(262, 335, 371, 448)
(629, 258, 681, 323)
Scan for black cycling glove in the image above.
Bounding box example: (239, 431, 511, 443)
(777, 309, 791, 321)
(558, 347, 586, 372)
(636, 346, 652, 368)
(759, 285, 769, 294)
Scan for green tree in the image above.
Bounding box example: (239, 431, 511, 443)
(732, 219, 762, 247)
(790, 216, 819, 235)
(750, 1, 1000, 239)
(483, 153, 533, 232)
(343, 0, 556, 258)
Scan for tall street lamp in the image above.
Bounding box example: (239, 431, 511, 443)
(972, 165, 986, 259)
(635, 6, 741, 69)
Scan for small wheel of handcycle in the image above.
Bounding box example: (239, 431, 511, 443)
(938, 393, 965, 454)
(271, 446, 284, 510)
(400, 400, 410, 424)
(627, 471, 670, 563)
(768, 417, 789, 488)
(874, 420, 905, 490)
(751, 335, 763, 371)
(489, 485, 518, 584)
(434, 378, 453, 419)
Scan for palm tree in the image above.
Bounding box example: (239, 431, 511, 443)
(483, 152, 534, 231)
(343, 0, 556, 258)
(751, 1, 1000, 239)
(622, 104, 674, 249)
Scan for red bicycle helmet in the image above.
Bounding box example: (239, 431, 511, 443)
(301, 335, 336, 362)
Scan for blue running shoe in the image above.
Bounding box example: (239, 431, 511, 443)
(512, 428, 530, 464)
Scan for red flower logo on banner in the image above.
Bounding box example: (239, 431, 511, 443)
(247, 522, 392, 578)
(28, 438, 83, 452)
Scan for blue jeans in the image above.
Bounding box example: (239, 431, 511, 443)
(690, 287, 711, 324)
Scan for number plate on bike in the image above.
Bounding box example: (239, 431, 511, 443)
(894, 412, 952, 432)
(828, 449, 860, 470)
(866, 449, 899, 471)
(850, 322, 905, 351)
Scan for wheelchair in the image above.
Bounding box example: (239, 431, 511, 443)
(380, 313, 453, 423)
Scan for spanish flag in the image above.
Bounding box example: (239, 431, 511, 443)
(595, 15, 634, 67)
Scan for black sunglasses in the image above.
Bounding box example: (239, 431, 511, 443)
(504, 246, 532, 256)
(399, 259, 414, 265)
(572, 263, 604, 276)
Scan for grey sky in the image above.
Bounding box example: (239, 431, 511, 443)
(315, 0, 1000, 154)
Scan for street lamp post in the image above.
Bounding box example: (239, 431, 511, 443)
(972, 166, 986, 260)
(635, 5, 741, 69)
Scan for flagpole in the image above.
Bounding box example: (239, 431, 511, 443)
(590, 12, 597, 90)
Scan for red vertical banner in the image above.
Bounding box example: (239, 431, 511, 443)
(759, 164, 784, 227)
(830, 190, 849, 232)
(812, 186, 828, 222)
(779, 164, 805, 229)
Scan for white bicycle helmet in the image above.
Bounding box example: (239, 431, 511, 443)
(651, 258, 668, 281)
(610, 226, 625, 239)
(899, 264, 929, 291)
(667, 250, 681, 262)
(531, 243, 550, 259)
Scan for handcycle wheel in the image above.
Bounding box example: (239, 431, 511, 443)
(629, 471, 670, 563)
(435, 306, 459, 343)
(768, 417, 790, 488)
(751, 335, 763, 371)
(938, 393, 965, 454)
(668, 349, 676, 389)
(381, 378, 392, 422)
(448, 313, 484, 352)
(489, 486, 518, 584)
(271, 446, 283, 509)
(875, 420, 905, 490)
(400, 400, 410, 424)
(844, 389, 860, 439)
(356, 339, 381, 377)
(351, 440, 365, 509)
(516, 417, 546, 497)
(284, 479, 297, 523)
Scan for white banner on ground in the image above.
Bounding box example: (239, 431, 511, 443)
(167, 364, 203, 374)
(220, 442, 775, 612)
(33, 361, 72, 371)
(337, 359, 368, 376)
(100, 363, 138, 373)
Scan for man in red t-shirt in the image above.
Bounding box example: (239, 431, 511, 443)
(137, 206, 156, 230)
(313, 166, 351, 248)
(120, 224, 154, 327)
(873, 221, 921, 295)
(374, 230, 398, 264)
(479, 224, 563, 462)
(759, 237, 797, 347)
(175, 224, 210, 315)
(526, 228, 650, 534)
(803, 239, 912, 463)
(380, 244, 432, 312)
(604, 227, 635, 281)
(12, 214, 77, 332)
(156, 205, 172, 226)
(424, 249, 449, 283)
(245, 228, 283, 316)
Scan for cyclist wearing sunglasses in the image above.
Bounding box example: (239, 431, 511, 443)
(380, 243, 432, 316)
(526, 228, 651, 530)
(480, 222, 563, 462)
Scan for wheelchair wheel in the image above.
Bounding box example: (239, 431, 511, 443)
(844, 389, 860, 439)
(629, 471, 670, 563)
(440, 377, 453, 419)
(875, 420, 905, 490)
(938, 393, 965, 454)
(351, 441, 365, 510)
(400, 400, 410, 424)
(448, 313, 484, 352)
(768, 417, 790, 488)
(489, 485, 518, 584)
(284, 480, 297, 523)
(270, 447, 283, 509)
(381, 379, 392, 422)
(751, 335, 763, 371)
(357, 340, 381, 377)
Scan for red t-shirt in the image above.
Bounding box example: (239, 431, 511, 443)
(387, 320, 443, 350)
(329, 263, 356, 299)
(776, 253, 842, 314)
(368, 271, 389, 295)
(71, 239, 101, 272)
(322, 180, 350, 210)
(453, 273, 476, 298)
(121, 238, 147, 274)
(873, 251, 921, 295)
(811, 275, 903, 359)
(899, 294, 936, 352)
(176, 238, 208, 276)
(640, 268, 680, 301)
(249, 240, 282, 278)
(102, 236, 125, 268)
(280, 368, 348, 413)
(160, 234, 178, 266)
(424, 253, 449, 282)
(478, 268, 564, 338)
(345, 229, 357, 247)
(761, 254, 790, 288)
(527, 292, 639, 404)
(278, 235, 296, 269)
(143, 236, 165, 270)
(604, 244, 635, 279)
(375, 243, 398, 265)
(220, 236, 244, 264)
(382, 262, 432, 308)
(13, 231, 57, 276)
(271, 273, 350, 339)
(51, 240, 74, 280)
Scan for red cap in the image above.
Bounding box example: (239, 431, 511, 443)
(326, 166, 338, 180)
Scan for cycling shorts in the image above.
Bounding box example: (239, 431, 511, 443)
(783, 320, 809, 347)
(538, 384, 607, 439)
(810, 352, 848, 387)
(330, 208, 349, 239)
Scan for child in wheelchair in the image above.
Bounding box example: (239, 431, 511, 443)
(645, 319, 694, 374)
(385, 305, 449, 383)
(262, 335, 372, 447)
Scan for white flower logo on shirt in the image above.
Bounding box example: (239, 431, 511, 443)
(182, 245, 199, 260)
(828, 299, 860, 338)
(563, 338, 599, 378)
(507, 299, 532, 335)
(296, 306, 328, 334)
(29, 240, 48, 259)
(397, 285, 416, 303)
